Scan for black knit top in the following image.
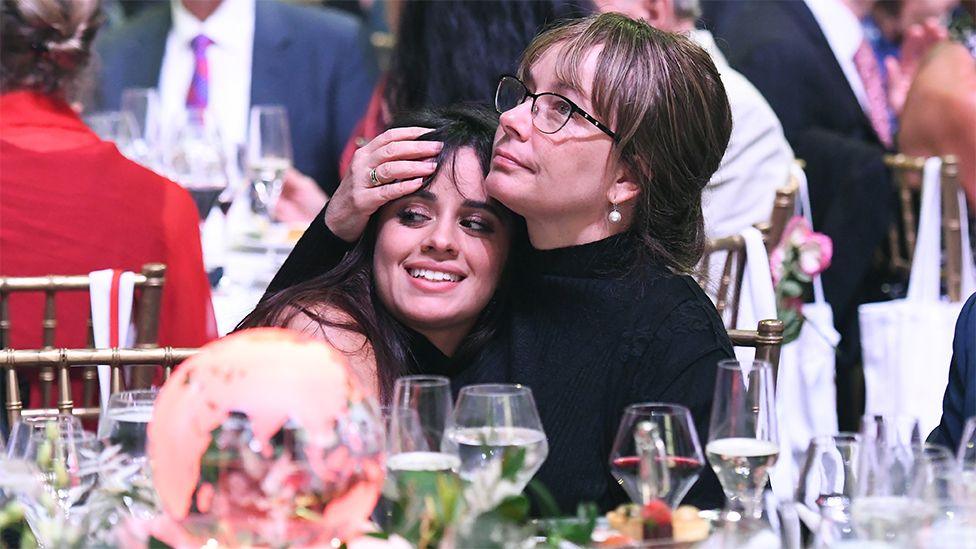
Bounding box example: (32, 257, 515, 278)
(267, 217, 731, 513)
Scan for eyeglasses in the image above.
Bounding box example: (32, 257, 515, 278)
(494, 75, 617, 141)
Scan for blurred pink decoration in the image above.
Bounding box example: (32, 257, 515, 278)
(146, 328, 385, 547)
(770, 216, 833, 285)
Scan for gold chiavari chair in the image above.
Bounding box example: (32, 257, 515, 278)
(2, 346, 196, 426)
(0, 263, 167, 411)
(883, 154, 965, 301)
(696, 235, 747, 329)
(728, 319, 785, 381)
(758, 176, 799, 254)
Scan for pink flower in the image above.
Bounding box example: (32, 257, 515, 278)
(770, 216, 834, 281)
(798, 232, 833, 276)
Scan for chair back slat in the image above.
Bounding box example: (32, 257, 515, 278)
(698, 235, 747, 329)
(0, 263, 168, 424)
(883, 154, 964, 300)
(2, 346, 196, 425)
(763, 177, 799, 253)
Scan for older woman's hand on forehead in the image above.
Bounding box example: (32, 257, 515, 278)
(325, 127, 444, 242)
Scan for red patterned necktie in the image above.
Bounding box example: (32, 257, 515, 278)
(853, 39, 892, 149)
(186, 34, 214, 110)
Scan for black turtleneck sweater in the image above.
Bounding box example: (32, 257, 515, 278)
(267, 216, 731, 513)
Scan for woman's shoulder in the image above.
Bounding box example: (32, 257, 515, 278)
(285, 304, 379, 395)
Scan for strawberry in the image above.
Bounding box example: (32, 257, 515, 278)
(642, 499, 673, 540)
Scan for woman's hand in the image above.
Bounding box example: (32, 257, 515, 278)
(275, 168, 329, 224)
(325, 127, 443, 242)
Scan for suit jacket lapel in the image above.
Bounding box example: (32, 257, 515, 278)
(250, 1, 292, 107)
(785, 1, 879, 142)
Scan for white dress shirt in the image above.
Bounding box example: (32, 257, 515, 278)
(693, 30, 796, 239)
(157, 0, 255, 158)
(804, 0, 870, 114)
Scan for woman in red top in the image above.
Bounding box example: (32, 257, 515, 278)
(0, 0, 215, 391)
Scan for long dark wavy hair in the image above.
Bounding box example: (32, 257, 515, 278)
(385, 0, 594, 115)
(237, 105, 520, 402)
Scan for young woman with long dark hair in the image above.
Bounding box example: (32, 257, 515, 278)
(239, 105, 519, 402)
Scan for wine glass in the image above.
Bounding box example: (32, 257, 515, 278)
(391, 376, 452, 450)
(7, 414, 84, 459)
(958, 416, 976, 497)
(120, 87, 161, 168)
(705, 359, 779, 517)
(609, 403, 704, 508)
(96, 389, 157, 460)
(442, 384, 548, 492)
(795, 433, 860, 529)
(165, 108, 229, 220)
(851, 414, 931, 543)
(246, 105, 293, 225)
(85, 111, 141, 161)
(22, 428, 101, 513)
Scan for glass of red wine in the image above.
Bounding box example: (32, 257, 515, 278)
(609, 403, 705, 509)
(165, 108, 229, 221)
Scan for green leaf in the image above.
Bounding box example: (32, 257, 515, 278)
(526, 480, 562, 518)
(492, 495, 530, 522)
(148, 537, 174, 549)
(779, 279, 803, 297)
(365, 532, 390, 540)
(500, 446, 527, 482)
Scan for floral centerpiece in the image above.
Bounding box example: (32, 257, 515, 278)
(769, 216, 833, 344)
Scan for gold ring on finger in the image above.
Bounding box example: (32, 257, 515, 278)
(369, 167, 382, 187)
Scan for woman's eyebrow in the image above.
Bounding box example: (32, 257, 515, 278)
(462, 199, 503, 218)
(411, 190, 437, 201)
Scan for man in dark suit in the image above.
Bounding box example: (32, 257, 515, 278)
(714, 0, 895, 430)
(930, 293, 976, 450)
(95, 0, 376, 196)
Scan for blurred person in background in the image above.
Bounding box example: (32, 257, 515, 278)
(94, 0, 377, 197)
(714, 0, 949, 430)
(898, 1, 976, 211)
(0, 0, 215, 410)
(273, 0, 595, 224)
(593, 0, 794, 239)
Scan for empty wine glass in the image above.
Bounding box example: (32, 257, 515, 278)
(7, 414, 84, 459)
(851, 414, 932, 544)
(165, 109, 229, 220)
(609, 403, 704, 508)
(795, 433, 860, 529)
(96, 389, 157, 459)
(442, 384, 548, 492)
(22, 427, 101, 515)
(246, 105, 293, 225)
(392, 376, 452, 449)
(706, 359, 779, 517)
(85, 111, 140, 161)
(120, 87, 161, 167)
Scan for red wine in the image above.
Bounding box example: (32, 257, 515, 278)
(610, 455, 703, 507)
(187, 186, 223, 219)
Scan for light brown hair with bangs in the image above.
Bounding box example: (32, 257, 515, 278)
(518, 13, 732, 273)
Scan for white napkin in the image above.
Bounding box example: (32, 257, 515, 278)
(89, 269, 136, 411)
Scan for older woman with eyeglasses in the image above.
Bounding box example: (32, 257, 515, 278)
(267, 13, 733, 512)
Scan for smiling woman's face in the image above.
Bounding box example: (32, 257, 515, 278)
(372, 147, 512, 353)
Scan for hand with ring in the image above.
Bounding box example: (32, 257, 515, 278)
(325, 127, 443, 242)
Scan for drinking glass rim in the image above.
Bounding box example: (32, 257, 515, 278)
(623, 402, 692, 417)
(395, 375, 451, 388)
(459, 383, 531, 397)
(107, 388, 159, 406)
(716, 358, 772, 371)
(810, 432, 862, 446)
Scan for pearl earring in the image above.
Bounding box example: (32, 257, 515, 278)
(608, 203, 622, 224)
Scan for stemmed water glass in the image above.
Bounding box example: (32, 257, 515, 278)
(795, 433, 860, 529)
(246, 105, 293, 226)
(850, 414, 930, 543)
(120, 87, 161, 168)
(609, 403, 704, 508)
(705, 359, 779, 517)
(7, 414, 84, 459)
(96, 389, 158, 460)
(385, 376, 460, 487)
(85, 111, 141, 161)
(442, 384, 548, 492)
